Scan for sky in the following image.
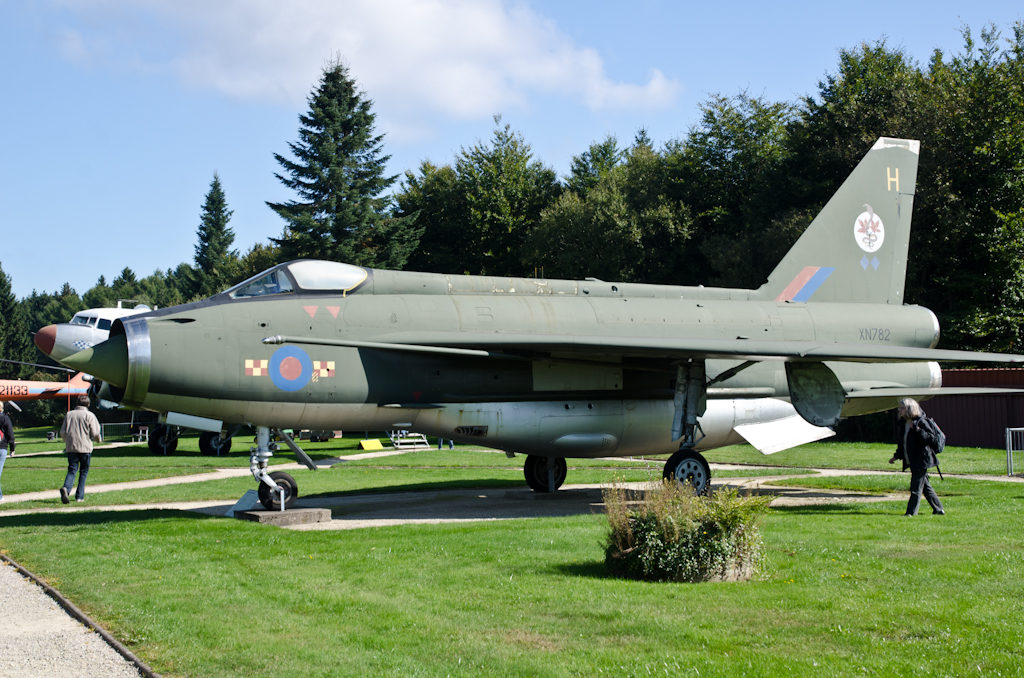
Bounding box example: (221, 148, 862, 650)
(1, 0, 1021, 300)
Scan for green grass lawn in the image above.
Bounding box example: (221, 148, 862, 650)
(0, 447, 809, 511)
(763, 473, 983, 496)
(347, 448, 813, 474)
(1, 476, 1021, 677)
(0, 465, 673, 510)
(706, 440, 1010, 475)
(0, 432, 370, 501)
(0, 467, 216, 495)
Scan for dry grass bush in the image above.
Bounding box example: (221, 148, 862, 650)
(603, 481, 773, 582)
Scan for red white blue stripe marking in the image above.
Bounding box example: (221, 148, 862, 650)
(775, 266, 835, 302)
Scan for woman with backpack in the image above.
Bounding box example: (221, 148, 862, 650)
(889, 397, 946, 516)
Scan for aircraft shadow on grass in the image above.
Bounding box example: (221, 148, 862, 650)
(550, 562, 611, 579)
(0, 508, 219, 530)
(302, 478, 528, 499)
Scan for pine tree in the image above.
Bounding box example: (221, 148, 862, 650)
(268, 58, 415, 268)
(193, 173, 237, 297)
(0, 262, 32, 379)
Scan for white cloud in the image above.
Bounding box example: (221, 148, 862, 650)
(54, 0, 681, 119)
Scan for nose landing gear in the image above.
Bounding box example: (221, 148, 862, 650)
(250, 426, 298, 510)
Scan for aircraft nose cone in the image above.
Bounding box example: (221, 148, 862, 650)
(35, 324, 57, 356)
(61, 334, 129, 388)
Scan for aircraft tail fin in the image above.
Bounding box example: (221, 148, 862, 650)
(756, 138, 920, 304)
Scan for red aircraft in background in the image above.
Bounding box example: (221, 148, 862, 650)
(0, 371, 90, 404)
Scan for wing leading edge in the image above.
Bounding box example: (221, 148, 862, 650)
(265, 332, 1024, 365)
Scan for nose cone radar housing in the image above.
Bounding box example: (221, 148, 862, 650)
(34, 324, 57, 356)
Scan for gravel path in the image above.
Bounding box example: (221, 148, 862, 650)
(0, 562, 142, 678)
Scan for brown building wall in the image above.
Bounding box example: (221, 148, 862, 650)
(923, 369, 1024, 449)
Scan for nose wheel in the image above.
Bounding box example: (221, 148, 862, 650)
(257, 471, 297, 510)
(250, 426, 300, 510)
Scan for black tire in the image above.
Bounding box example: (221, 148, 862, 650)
(148, 425, 178, 455)
(523, 455, 567, 493)
(258, 471, 298, 510)
(663, 451, 712, 495)
(199, 431, 232, 456)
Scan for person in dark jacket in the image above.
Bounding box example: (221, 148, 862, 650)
(888, 398, 945, 516)
(0, 401, 15, 503)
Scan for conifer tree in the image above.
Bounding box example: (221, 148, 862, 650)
(268, 58, 416, 268)
(0, 263, 32, 379)
(193, 173, 237, 297)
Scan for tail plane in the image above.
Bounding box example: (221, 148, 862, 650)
(757, 138, 920, 304)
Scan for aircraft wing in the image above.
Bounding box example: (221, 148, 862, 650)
(265, 333, 1024, 365)
(845, 387, 1024, 398)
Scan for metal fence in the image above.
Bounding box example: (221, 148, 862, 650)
(1006, 428, 1024, 477)
(99, 423, 149, 443)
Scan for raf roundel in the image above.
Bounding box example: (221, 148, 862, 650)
(269, 346, 314, 392)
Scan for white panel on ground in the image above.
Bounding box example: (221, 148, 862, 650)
(734, 415, 835, 455)
(226, 489, 261, 517)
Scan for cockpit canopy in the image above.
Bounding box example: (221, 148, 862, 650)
(226, 260, 369, 299)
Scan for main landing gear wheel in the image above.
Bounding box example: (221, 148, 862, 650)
(199, 431, 232, 456)
(258, 471, 297, 510)
(148, 425, 178, 455)
(523, 455, 567, 493)
(663, 451, 712, 495)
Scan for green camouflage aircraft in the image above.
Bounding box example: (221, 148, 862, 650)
(43, 138, 1024, 509)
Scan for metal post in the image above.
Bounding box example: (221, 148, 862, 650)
(1006, 428, 1024, 477)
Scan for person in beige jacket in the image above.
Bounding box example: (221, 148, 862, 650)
(59, 395, 101, 503)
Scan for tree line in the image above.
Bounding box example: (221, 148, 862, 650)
(2, 22, 1022, 410)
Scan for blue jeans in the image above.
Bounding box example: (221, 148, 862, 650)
(63, 452, 92, 501)
(0, 448, 7, 500)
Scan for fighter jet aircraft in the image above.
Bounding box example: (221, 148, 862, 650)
(46, 138, 1024, 509)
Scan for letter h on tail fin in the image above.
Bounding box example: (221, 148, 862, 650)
(757, 138, 920, 305)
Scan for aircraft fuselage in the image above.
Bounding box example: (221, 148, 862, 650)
(89, 267, 938, 457)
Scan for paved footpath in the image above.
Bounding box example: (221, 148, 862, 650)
(2, 448, 414, 504)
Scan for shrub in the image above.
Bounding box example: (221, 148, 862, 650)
(603, 481, 772, 582)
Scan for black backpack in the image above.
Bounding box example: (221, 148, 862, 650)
(922, 415, 945, 479)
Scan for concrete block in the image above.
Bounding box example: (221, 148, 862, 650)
(234, 508, 332, 526)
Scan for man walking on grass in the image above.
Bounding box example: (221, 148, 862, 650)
(59, 395, 101, 503)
